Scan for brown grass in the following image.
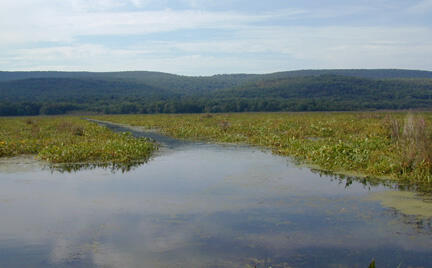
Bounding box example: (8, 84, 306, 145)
(396, 113, 432, 178)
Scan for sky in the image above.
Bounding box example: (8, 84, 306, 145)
(1, 0, 432, 75)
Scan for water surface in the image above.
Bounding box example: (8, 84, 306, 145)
(0, 142, 431, 267)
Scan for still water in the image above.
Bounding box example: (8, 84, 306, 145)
(0, 141, 431, 267)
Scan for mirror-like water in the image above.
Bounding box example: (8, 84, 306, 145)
(0, 142, 431, 267)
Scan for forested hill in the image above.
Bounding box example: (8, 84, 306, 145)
(0, 71, 259, 95)
(0, 78, 173, 102)
(212, 75, 432, 111)
(1, 69, 432, 93)
(1, 69, 432, 115)
(263, 69, 432, 79)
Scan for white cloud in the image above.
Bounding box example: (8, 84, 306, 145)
(128, 0, 153, 8)
(0, 5, 271, 46)
(0, 0, 431, 73)
(139, 26, 432, 71)
(4, 25, 432, 74)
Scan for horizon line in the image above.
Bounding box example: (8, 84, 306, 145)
(1, 68, 432, 77)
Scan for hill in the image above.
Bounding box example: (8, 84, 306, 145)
(211, 75, 432, 111)
(1, 69, 431, 93)
(0, 71, 258, 95)
(0, 77, 171, 102)
(1, 69, 432, 115)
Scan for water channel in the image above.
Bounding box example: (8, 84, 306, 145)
(0, 123, 431, 267)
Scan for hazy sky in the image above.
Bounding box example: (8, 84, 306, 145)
(1, 0, 432, 75)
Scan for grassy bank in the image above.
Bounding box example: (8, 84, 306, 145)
(91, 112, 432, 191)
(0, 116, 156, 165)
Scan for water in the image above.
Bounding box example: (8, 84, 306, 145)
(0, 142, 431, 267)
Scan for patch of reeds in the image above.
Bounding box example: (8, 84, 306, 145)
(219, 120, 231, 132)
(400, 114, 431, 182)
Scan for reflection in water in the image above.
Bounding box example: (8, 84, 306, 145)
(312, 168, 432, 194)
(47, 160, 150, 174)
(0, 144, 431, 268)
(0, 156, 150, 174)
(311, 169, 395, 190)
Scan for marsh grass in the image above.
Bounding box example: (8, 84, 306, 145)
(91, 112, 432, 191)
(0, 116, 156, 164)
(400, 114, 432, 183)
(219, 120, 231, 132)
(384, 115, 401, 141)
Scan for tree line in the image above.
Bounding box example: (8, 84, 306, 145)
(1, 74, 432, 116)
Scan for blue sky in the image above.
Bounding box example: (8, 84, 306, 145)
(1, 0, 431, 75)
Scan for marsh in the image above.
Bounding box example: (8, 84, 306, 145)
(0, 138, 431, 267)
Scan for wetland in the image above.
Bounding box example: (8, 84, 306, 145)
(0, 113, 431, 267)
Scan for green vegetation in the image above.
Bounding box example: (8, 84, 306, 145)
(0, 117, 156, 165)
(92, 111, 432, 191)
(1, 112, 431, 191)
(1, 69, 432, 116)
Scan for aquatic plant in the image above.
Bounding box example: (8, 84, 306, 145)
(0, 116, 156, 164)
(90, 111, 432, 191)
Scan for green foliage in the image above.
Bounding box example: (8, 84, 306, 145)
(92, 112, 432, 191)
(0, 117, 156, 164)
(0, 77, 170, 103)
(1, 70, 432, 116)
(368, 259, 376, 268)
